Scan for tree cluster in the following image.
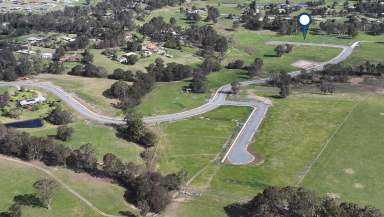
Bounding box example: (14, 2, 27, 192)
(46, 106, 73, 125)
(147, 58, 193, 82)
(275, 44, 294, 57)
(0, 48, 34, 81)
(69, 64, 108, 78)
(270, 72, 292, 98)
(56, 125, 74, 141)
(185, 25, 228, 53)
(111, 72, 155, 109)
(146, 0, 185, 10)
(242, 15, 298, 35)
(189, 70, 208, 93)
(0, 0, 139, 48)
(353, 0, 384, 17)
(206, 6, 220, 23)
(109, 68, 136, 82)
(225, 186, 383, 217)
(118, 110, 158, 148)
(141, 17, 181, 42)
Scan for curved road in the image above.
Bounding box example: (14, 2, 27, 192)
(0, 41, 359, 165)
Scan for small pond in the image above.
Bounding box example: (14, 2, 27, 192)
(5, 119, 44, 128)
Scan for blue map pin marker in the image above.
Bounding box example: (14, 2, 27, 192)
(297, 13, 312, 40)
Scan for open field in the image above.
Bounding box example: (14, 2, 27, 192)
(302, 94, 384, 209)
(0, 158, 102, 217)
(49, 166, 138, 216)
(344, 42, 384, 65)
(23, 121, 143, 163)
(160, 83, 377, 217)
(0, 157, 139, 217)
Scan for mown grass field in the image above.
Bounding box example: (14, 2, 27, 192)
(159, 83, 378, 217)
(0, 159, 103, 217)
(24, 121, 143, 163)
(0, 158, 139, 217)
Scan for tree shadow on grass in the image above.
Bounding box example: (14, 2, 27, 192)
(119, 210, 137, 217)
(13, 194, 42, 208)
(264, 54, 279, 58)
(224, 202, 250, 217)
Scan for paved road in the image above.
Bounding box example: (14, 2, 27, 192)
(0, 41, 358, 165)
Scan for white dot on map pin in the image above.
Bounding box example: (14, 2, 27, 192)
(297, 13, 312, 40)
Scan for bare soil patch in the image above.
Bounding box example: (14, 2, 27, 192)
(349, 77, 364, 85)
(326, 192, 340, 199)
(291, 60, 321, 70)
(344, 168, 355, 175)
(354, 183, 364, 189)
(245, 89, 273, 105)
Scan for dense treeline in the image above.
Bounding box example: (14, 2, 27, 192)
(146, 58, 193, 82)
(0, 0, 137, 48)
(0, 48, 19, 81)
(109, 68, 137, 82)
(141, 17, 228, 54)
(354, 0, 384, 17)
(141, 16, 182, 42)
(241, 14, 299, 35)
(304, 62, 384, 83)
(318, 16, 384, 36)
(69, 64, 108, 78)
(0, 125, 184, 214)
(185, 25, 228, 53)
(145, 0, 186, 10)
(225, 186, 383, 217)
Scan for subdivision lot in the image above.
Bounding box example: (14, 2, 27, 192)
(163, 84, 371, 217)
(157, 106, 252, 178)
